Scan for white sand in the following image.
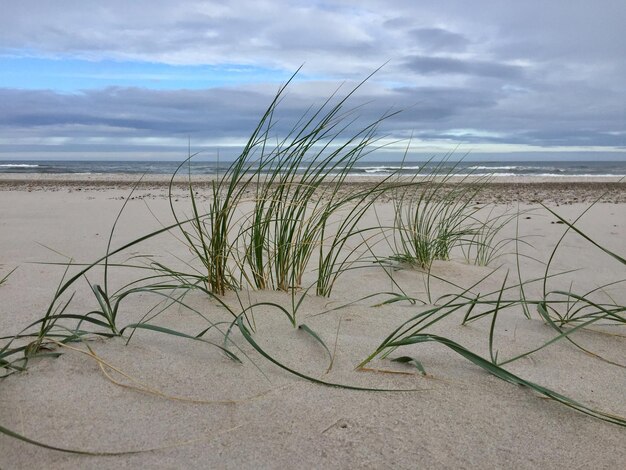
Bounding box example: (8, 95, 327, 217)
(0, 183, 625, 469)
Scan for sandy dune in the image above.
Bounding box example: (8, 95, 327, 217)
(0, 179, 624, 469)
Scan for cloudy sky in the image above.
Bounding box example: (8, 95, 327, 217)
(1, 0, 625, 161)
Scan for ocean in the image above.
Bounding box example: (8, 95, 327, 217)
(1, 160, 625, 178)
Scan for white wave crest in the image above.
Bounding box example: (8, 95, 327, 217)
(0, 164, 40, 168)
(363, 165, 421, 173)
(468, 165, 523, 170)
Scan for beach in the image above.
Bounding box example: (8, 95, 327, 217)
(1, 173, 625, 204)
(1, 176, 625, 469)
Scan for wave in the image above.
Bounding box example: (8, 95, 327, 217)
(362, 165, 421, 170)
(466, 165, 565, 171)
(532, 173, 625, 178)
(457, 173, 625, 178)
(0, 164, 40, 168)
(467, 165, 572, 174)
(362, 165, 421, 173)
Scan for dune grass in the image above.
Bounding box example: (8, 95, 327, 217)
(389, 159, 490, 270)
(0, 267, 15, 287)
(171, 69, 404, 298)
(167, 85, 287, 296)
(358, 201, 625, 425)
(1, 76, 625, 456)
(460, 205, 525, 266)
(235, 91, 394, 293)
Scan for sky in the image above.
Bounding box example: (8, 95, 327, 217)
(1, 0, 625, 161)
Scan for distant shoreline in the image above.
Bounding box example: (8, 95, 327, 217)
(0, 173, 624, 204)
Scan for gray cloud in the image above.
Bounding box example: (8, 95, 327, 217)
(1, 76, 622, 157)
(1, 0, 625, 157)
(409, 28, 469, 52)
(2, 1, 625, 71)
(403, 55, 524, 79)
(0, 86, 271, 136)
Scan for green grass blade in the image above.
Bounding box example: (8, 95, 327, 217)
(298, 323, 333, 369)
(388, 333, 626, 427)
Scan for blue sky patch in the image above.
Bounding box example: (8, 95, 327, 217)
(0, 57, 294, 91)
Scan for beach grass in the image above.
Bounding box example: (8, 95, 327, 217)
(460, 205, 524, 266)
(0, 267, 15, 287)
(1, 78, 625, 456)
(163, 73, 410, 300)
(389, 159, 490, 270)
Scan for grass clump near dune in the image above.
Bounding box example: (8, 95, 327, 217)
(239, 122, 392, 295)
(235, 90, 391, 293)
(460, 205, 523, 266)
(171, 69, 402, 297)
(389, 158, 491, 270)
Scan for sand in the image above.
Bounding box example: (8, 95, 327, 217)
(1, 173, 625, 204)
(0, 176, 625, 469)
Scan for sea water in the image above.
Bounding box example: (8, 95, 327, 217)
(0, 160, 625, 178)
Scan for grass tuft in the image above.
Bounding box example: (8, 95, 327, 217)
(390, 158, 490, 270)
